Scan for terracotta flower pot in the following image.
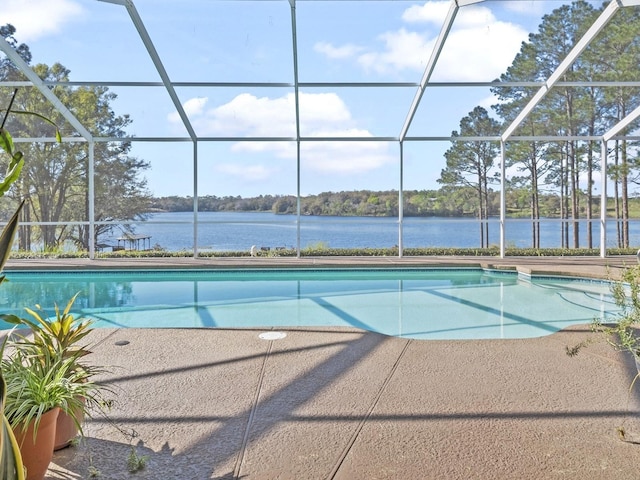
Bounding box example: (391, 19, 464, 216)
(54, 399, 85, 450)
(13, 407, 60, 480)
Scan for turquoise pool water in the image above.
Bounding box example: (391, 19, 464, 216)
(0, 268, 619, 340)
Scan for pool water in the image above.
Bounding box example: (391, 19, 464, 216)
(0, 268, 619, 340)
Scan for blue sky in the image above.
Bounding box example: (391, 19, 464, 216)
(2, 0, 598, 198)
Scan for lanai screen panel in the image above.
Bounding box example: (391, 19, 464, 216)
(1, 0, 640, 255)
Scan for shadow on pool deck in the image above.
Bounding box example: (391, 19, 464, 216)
(16, 255, 639, 479)
(47, 324, 640, 480)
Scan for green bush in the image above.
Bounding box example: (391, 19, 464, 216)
(5, 246, 638, 260)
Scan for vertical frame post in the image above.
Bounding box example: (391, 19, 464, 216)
(600, 140, 607, 258)
(88, 141, 95, 259)
(500, 141, 506, 258)
(398, 141, 404, 257)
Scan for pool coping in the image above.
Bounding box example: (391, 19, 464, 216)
(5, 254, 638, 280)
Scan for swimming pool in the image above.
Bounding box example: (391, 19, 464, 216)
(0, 268, 619, 340)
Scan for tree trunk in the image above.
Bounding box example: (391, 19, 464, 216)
(587, 141, 606, 248)
(614, 141, 621, 247)
(19, 200, 31, 251)
(531, 143, 540, 249)
(561, 147, 569, 248)
(570, 141, 579, 248)
(621, 139, 629, 248)
(483, 176, 489, 248)
(478, 203, 484, 248)
(477, 167, 485, 248)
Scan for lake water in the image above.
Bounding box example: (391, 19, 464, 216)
(101, 212, 640, 252)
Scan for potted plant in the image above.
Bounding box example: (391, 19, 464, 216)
(0, 90, 39, 480)
(0, 336, 24, 480)
(1, 340, 96, 480)
(0, 89, 61, 478)
(1, 293, 104, 450)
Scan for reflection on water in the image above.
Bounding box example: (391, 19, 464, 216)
(0, 277, 134, 315)
(0, 269, 619, 340)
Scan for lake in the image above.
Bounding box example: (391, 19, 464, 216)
(101, 211, 640, 252)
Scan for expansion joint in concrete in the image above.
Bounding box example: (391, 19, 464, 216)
(232, 339, 274, 479)
(327, 338, 412, 480)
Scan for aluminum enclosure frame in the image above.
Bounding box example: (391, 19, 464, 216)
(1, 0, 640, 259)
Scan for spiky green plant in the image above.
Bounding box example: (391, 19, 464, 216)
(0, 89, 60, 479)
(1, 293, 94, 367)
(1, 345, 93, 440)
(592, 265, 640, 357)
(0, 336, 24, 480)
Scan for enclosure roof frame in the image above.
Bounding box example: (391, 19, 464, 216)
(2, 0, 640, 258)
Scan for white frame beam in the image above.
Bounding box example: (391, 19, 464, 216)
(600, 140, 608, 258)
(289, 0, 303, 257)
(0, 37, 93, 141)
(598, 100, 640, 257)
(501, 0, 625, 142)
(399, 0, 459, 141)
(98, 0, 197, 141)
(2, 0, 640, 258)
(499, 0, 639, 258)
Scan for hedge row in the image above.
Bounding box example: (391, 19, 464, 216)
(6, 247, 638, 260)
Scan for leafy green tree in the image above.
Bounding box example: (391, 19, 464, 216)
(405, 190, 438, 216)
(493, 37, 564, 248)
(0, 26, 151, 251)
(0, 25, 29, 81)
(591, 6, 640, 248)
(544, 2, 599, 248)
(492, 0, 640, 250)
(438, 107, 501, 247)
(494, 1, 600, 249)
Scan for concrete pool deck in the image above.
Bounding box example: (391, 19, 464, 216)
(5, 253, 639, 278)
(9, 255, 639, 479)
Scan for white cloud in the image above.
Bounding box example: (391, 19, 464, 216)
(319, 2, 528, 82)
(198, 93, 295, 137)
(170, 92, 355, 137)
(169, 91, 395, 177)
(402, 1, 451, 25)
(4, 0, 85, 42)
(215, 163, 273, 182)
(314, 41, 365, 60)
(431, 9, 527, 81)
(300, 140, 392, 174)
(168, 97, 208, 123)
(299, 92, 353, 130)
(357, 28, 429, 73)
(182, 97, 208, 116)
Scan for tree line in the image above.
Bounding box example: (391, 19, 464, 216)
(150, 187, 619, 218)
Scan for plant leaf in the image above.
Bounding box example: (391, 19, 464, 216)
(0, 201, 24, 272)
(0, 129, 14, 158)
(0, 157, 24, 198)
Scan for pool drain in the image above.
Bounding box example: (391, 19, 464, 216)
(258, 331, 287, 340)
